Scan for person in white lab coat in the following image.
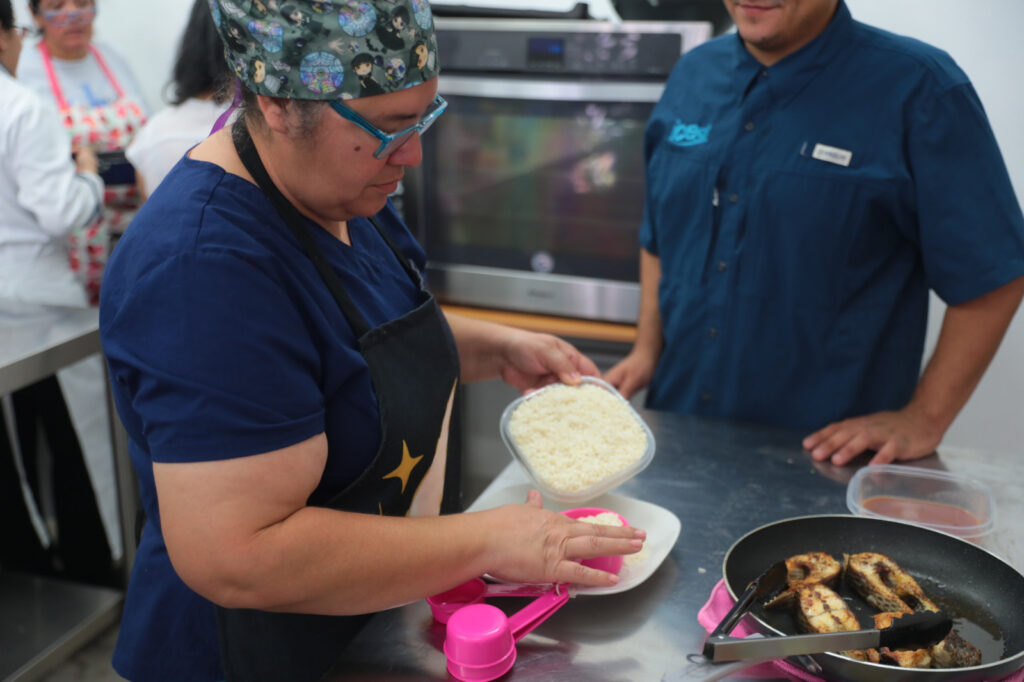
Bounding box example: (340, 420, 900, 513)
(0, 0, 120, 586)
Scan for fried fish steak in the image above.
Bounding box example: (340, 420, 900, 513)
(930, 629, 982, 668)
(796, 584, 880, 663)
(843, 552, 940, 614)
(874, 612, 934, 668)
(764, 552, 842, 610)
(867, 573, 983, 669)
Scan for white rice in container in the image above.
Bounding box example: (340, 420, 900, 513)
(508, 383, 648, 494)
(574, 511, 649, 570)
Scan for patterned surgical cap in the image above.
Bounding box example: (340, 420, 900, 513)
(208, 0, 439, 100)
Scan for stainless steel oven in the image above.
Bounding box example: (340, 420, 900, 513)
(402, 19, 710, 323)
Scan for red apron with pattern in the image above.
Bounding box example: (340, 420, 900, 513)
(39, 42, 147, 305)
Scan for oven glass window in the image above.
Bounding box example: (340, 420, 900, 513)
(416, 94, 652, 283)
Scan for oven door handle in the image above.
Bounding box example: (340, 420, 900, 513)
(438, 74, 665, 103)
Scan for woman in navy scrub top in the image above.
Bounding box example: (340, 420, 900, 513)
(99, 3, 646, 681)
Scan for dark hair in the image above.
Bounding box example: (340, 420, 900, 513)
(237, 86, 325, 139)
(1, 0, 14, 30)
(168, 0, 233, 105)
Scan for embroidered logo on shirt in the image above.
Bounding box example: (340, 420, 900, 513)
(810, 142, 853, 167)
(669, 121, 712, 147)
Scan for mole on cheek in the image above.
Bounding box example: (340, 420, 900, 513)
(353, 145, 362, 153)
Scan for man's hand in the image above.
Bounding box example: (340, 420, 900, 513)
(603, 350, 657, 400)
(803, 406, 945, 466)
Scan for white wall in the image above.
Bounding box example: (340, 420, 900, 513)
(19, 0, 1023, 453)
(845, 0, 1024, 456)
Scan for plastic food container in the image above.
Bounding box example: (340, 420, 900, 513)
(846, 464, 996, 540)
(499, 376, 655, 504)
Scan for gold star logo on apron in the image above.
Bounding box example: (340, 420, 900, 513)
(382, 441, 423, 493)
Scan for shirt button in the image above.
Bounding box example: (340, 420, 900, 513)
(729, 193, 739, 203)
(717, 261, 728, 272)
(744, 121, 755, 131)
(709, 327, 718, 339)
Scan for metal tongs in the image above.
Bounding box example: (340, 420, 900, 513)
(664, 561, 953, 682)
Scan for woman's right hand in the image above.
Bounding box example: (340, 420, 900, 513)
(73, 146, 99, 175)
(479, 489, 646, 588)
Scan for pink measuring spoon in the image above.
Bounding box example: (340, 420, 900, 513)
(443, 584, 571, 681)
(427, 577, 556, 623)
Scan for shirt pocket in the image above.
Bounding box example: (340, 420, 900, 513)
(735, 166, 899, 310)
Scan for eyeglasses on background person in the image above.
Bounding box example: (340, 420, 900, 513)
(42, 5, 96, 26)
(329, 94, 448, 159)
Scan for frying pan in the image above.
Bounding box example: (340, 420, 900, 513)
(722, 514, 1024, 682)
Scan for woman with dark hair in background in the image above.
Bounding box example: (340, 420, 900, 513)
(0, 0, 117, 587)
(125, 0, 232, 199)
(18, 0, 148, 305)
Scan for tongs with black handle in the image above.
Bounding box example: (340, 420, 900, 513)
(663, 560, 953, 681)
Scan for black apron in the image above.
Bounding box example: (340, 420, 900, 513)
(216, 123, 462, 682)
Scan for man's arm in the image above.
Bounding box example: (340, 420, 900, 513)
(805, 274, 1024, 466)
(604, 248, 664, 399)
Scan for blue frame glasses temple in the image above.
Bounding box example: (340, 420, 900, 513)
(329, 95, 448, 159)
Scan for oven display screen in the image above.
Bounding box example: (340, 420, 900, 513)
(527, 37, 564, 67)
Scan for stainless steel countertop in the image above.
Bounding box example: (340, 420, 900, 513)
(0, 303, 126, 682)
(0, 303, 100, 395)
(321, 409, 1024, 681)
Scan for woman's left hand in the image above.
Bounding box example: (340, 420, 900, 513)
(498, 327, 599, 393)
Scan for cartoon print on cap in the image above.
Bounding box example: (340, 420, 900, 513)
(352, 53, 385, 96)
(281, 3, 312, 27)
(248, 20, 284, 52)
(220, 0, 250, 18)
(311, 1, 334, 12)
(384, 56, 406, 85)
(410, 0, 431, 29)
(232, 56, 250, 81)
(377, 6, 412, 50)
(253, 59, 284, 93)
(300, 51, 345, 94)
(339, 1, 377, 37)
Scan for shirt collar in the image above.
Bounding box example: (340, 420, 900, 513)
(731, 0, 854, 105)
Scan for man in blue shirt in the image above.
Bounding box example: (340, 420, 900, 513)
(606, 0, 1024, 466)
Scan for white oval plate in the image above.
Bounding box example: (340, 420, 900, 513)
(465, 483, 681, 596)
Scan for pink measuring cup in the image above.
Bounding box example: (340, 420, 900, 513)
(426, 577, 554, 624)
(561, 507, 631, 574)
(443, 584, 570, 682)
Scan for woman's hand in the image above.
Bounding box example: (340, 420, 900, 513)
(497, 327, 600, 393)
(478, 490, 645, 588)
(72, 145, 99, 175)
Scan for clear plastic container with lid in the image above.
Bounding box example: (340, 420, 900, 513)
(499, 376, 655, 504)
(846, 464, 996, 540)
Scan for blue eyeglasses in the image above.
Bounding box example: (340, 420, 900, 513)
(42, 7, 96, 26)
(328, 95, 447, 159)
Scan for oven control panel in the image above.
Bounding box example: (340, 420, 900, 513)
(436, 20, 710, 78)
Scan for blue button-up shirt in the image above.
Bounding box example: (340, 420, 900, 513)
(640, 1, 1024, 429)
